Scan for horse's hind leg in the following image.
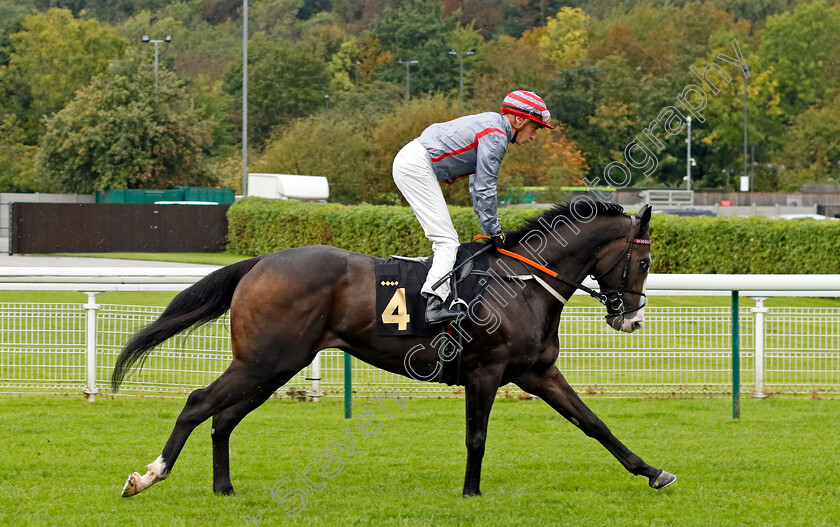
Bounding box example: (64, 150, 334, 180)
(210, 383, 281, 495)
(121, 360, 270, 497)
(515, 365, 676, 490)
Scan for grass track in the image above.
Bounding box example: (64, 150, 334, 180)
(1, 396, 838, 526)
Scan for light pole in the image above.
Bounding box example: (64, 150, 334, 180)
(448, 49, 475, 106)
(685, 115, 692, 191)
(743, 66, 750, 192)
(396, 59, 418, 100)
(242, 0, 248, 196)
(140, 34, 172, 90)
(355, 60, 361, 87)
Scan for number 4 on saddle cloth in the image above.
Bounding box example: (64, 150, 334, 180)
(374, 242, 490, 337)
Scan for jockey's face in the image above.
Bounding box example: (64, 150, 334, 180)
(512, 117, 541, 145)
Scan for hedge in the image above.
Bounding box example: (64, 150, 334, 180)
(227, 198, 840, 274)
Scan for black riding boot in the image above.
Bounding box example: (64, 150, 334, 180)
(425, 295, 465, 324)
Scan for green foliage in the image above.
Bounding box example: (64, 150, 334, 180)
(3, 8, 127, 141)
(228, 198, 840, 274)
(650, 214, 840, 273)
(0, 115, 40, 192)
(540, 7, 589, 69)
(692, 38, 783, 190)
(252, 115, 371, 204)
(772, 92, 840, 190)
(35, 51, 216, 192)
(226, 197, 540, 257)
(760, 0, 840, 115)
(223, 34, 331, 146)
(370, 1, 460, 97)
(3, 0, 840, 195)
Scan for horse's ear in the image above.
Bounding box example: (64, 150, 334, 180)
(636, 205, 652, 237)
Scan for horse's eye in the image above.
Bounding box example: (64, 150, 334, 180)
(639, 260, 650, 271)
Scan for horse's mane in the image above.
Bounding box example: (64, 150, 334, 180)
(501, 200, 626, 248)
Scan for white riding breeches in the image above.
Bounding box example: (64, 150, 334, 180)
(392, 139, 459, 301)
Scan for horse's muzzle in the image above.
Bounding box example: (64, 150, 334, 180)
(607, 308, 645, 333)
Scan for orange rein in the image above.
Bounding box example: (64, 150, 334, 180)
(471, 234, 559, 279)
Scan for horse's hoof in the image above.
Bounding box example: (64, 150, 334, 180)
(214, 486, 236, 496)
(649, 470, 676, 489)
(121, 472, 141, 497)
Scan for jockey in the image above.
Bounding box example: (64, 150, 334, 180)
(392, 90, 553, 324)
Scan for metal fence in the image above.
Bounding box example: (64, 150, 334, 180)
(1, 301, 838, 398)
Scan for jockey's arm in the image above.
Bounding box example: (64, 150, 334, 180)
(469, 131, 508, 235)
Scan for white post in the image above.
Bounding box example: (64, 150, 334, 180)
(83, 292, 101, 402)
(686, 116, 692, 191)
(309, 351, 324, 402)
(750, 297, 768, 398)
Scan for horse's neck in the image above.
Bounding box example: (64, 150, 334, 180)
(537, 217, 628, 281)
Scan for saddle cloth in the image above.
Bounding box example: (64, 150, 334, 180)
(374, 242, 489, 336)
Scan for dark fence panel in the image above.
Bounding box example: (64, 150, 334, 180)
(10, 203, 229, 254)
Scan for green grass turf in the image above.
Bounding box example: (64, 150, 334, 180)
(0, 396, 838, 526)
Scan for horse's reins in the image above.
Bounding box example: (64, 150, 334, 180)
(493, 216, 651, 318)
(430, 217, 650, 318)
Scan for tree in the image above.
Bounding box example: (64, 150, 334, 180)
(500, 0, 566, 38)
(500, 124, 588, 192)
(444, 0, 507, 38)
(772, 92, 840, 191)
(253, 115, 371, 203)
(1, 8, 127, 142)
(760, 0, 840, 116)
(539, 7, 589, 70)
(36, 52, 216, 192)
(250, 0, 305, 40)
(471, 32, 553, 112)
(714, 0, 798, 22)
(370, 1, 461, 97)
(368, 96, 466, 205)
(223, 34, 331, 147)
(697, 34, 783, 190)
(0, 114, 40, 192)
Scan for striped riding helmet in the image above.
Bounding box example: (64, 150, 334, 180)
(501, 90, 554, 129)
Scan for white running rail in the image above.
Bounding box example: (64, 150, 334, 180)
(0, 269, 837, 400)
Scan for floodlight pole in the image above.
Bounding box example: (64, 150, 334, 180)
(448, 49, 475, 107)
(743, 68, 749, 192)
(140, 35, 172, 91)
(242, 0, 248, 196)
(686, 116, 692, 191)
(396, 59, 418, 100)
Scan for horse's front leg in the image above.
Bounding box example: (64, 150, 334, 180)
(462, 365, 504, 497)
(515, 365, 676, 489)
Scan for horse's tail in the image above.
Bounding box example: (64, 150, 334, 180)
(111, 256, 264, 392)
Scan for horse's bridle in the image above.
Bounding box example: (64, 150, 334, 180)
(589, 216, 651, 319)
(495, 215, 650, 319)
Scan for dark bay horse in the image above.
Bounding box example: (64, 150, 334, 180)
(113, 200, 676, 498)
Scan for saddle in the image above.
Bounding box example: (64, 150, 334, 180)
(374, 242, 489, 337)
(374, 242, 489, 386)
